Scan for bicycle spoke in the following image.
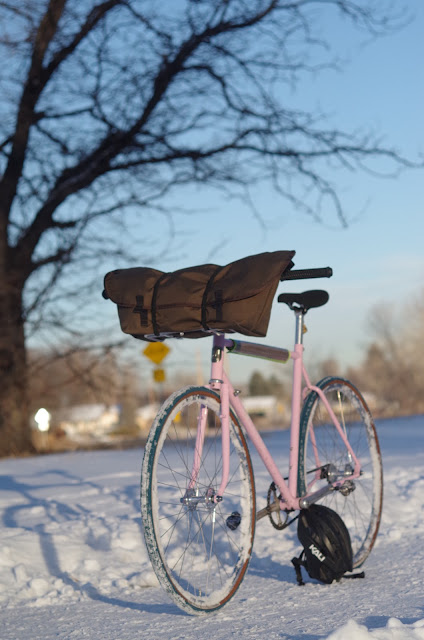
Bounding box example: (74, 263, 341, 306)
(141, 387, 255, 614)
(298, 377, 383, 568)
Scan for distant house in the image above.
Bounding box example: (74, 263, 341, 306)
(55, 404, 120, 438)
(242, 395, 286, 428)
(362, 392, 399, 416)
(135, 403, 160, 433)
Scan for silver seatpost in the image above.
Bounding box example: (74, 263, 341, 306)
(294, 310, 305, 345)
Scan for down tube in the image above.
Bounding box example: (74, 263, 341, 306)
(225, 373, 299, 511)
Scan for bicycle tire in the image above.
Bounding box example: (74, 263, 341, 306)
(141, 386, 256, 615)
(297, 377, 383, 568)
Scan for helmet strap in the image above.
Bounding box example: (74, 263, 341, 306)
(291, 553, 306, 586)
(342, 571, 365, 580)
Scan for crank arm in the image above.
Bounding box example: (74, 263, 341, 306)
(256, 499, 280, 522)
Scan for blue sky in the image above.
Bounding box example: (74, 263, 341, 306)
(100, 3, 424, 386)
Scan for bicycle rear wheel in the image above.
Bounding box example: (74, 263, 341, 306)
(298, 377, 383, 568)
(141, 386, 255, 615)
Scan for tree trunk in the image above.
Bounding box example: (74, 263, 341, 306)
(0, 279, 33, 456)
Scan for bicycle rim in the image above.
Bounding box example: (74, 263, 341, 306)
(298, 377, 383, 568)
(141, 386, 255, 614)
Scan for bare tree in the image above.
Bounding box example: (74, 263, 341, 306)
(28, 345, 126, 411)
(0, 0, 417, 454)
(347, 295, 424, 415)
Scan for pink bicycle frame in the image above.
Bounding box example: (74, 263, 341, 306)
(192, 314, 361, 512)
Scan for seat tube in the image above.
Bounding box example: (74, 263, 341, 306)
(288, 311, 305, 495)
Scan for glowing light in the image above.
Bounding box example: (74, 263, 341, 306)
(34, 408, 51, 432)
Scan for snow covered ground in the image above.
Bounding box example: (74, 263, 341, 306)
(1, 414, 423, 640)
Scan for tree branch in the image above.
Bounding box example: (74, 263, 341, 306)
(0, 0, 67, 216)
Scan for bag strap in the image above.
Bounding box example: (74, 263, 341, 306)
(201, 265, 222, 330)
(133, 295, 149, 327)
(151, 273, 169, 336)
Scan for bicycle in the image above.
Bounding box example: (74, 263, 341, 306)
(140, 265, 383, 615)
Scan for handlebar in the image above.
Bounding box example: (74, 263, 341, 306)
(281, 267, 333, 281)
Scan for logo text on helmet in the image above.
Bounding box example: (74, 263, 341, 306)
(309, 544, 326, 562)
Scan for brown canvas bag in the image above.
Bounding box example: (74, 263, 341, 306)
(103, 250, 295, 340)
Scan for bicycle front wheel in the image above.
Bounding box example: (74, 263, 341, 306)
(298, 377, 383, 568)
(141, 386, 256, 615)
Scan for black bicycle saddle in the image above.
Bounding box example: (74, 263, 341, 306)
(277, 290, 329, 312)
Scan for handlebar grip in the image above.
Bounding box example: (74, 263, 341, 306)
(281, 267, 333, 281)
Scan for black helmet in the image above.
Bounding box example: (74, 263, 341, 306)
(292, 504, 353, 585)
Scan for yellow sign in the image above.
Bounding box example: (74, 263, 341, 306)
(153, 368, 165, 383)
(143, 342, 170, 365)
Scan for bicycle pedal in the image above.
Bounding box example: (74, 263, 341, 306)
(226, 511, 241, 531)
